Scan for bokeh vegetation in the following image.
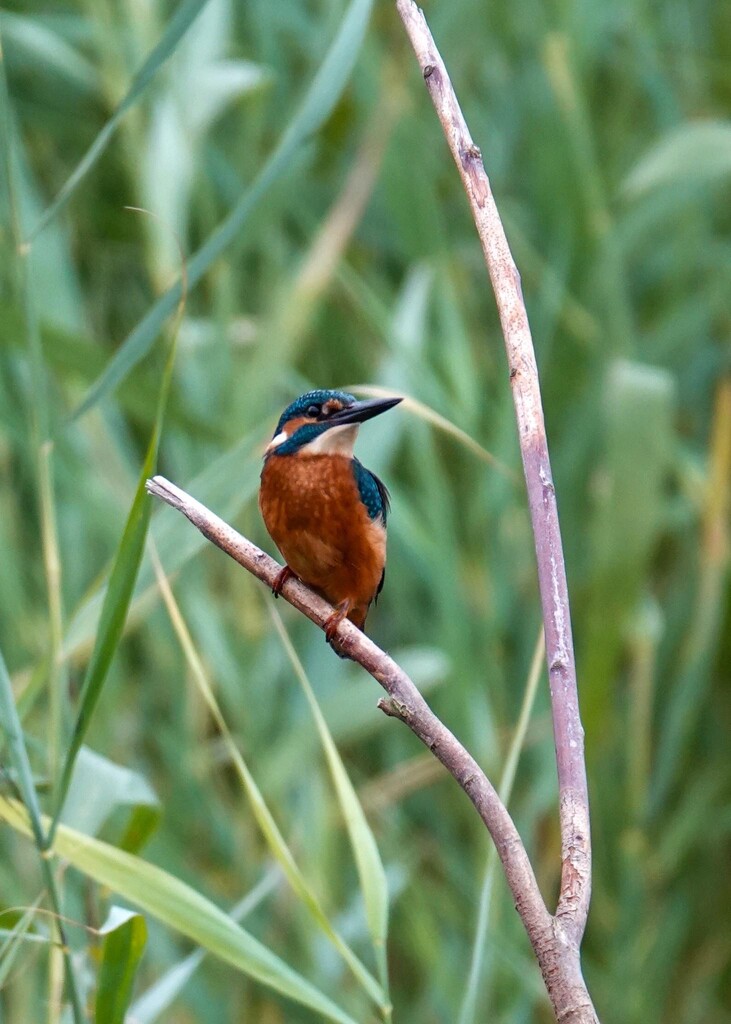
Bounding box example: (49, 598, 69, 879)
(1, 0, 730, 1021)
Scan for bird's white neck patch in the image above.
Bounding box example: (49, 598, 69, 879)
(301, 424, 359, 456)
(265, 430, 288, 453)
(265, 422, 360, 456)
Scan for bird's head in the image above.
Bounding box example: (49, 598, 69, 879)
(264, 389, 402, 458)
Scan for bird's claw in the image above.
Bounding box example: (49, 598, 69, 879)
(272, 565, 295, 598)
(325, 601, 356, 660)
(324, 600, 351, 643)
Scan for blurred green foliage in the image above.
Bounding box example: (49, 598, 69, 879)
(1, 0, 730, 1021)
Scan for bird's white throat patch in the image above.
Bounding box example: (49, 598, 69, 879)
(265, 423, 360, 456)
(265, 430, 288, 453)
(301, 424, 359, 456)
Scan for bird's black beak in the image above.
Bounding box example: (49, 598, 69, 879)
(326, 395, 403, 427)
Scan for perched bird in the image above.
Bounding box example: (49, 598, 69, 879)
(259, 389, 402, 646)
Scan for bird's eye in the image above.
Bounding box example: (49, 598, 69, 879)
(306, 404, 321, 418)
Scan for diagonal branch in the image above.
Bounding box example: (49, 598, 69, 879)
(145, 474, 552, 943)
(394, 0, 591, 945)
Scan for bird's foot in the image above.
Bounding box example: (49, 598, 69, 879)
(272, 565, 296, 598)
(325, 602, 358, 659)
(324, 600, 351, 644)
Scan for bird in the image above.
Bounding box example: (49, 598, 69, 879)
(259, 389, 402, 648)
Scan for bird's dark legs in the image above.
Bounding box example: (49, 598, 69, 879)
(325, 601, 357, 659)
(272, 565, 296, 597)
(272, 578, 355, 658)
(324, 599, 352, 643)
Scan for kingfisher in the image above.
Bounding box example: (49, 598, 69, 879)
(259, 389, 402, 647)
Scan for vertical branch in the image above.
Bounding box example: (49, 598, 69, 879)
(395, 0, 591, 944)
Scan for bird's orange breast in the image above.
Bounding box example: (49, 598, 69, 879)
(259, 453, 386, 629)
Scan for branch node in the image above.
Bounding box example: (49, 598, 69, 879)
(377, 696, 411, 720)
(539, 464, 556, 497)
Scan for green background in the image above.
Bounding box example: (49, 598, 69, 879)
(1, 0, 729, 1021)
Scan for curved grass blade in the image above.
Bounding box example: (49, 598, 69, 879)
(650, 376, 731, 815)
(28, 0, 213, 241)
(71, 0, 374, 422)
(49, 435, 156, 842)
(0, 896, 45, 989)
(0, 12, 97, 92)
(457, 628, 545, 1024)
(60, 746, 160, 845)
(149, 548, 386, 1010)
(129, 868, 281, 1024)
(270, 607, 391, 1006)
(623, 120, 731, 198)
(1, 64, 82, 1017)
(0, 796, 358, 1024)
(349, 385, 518, 481)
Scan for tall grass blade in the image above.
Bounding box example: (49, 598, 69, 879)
(581, 361, 675, 742)
(149, 548, 386, 1009)
(62, 431, 261, 660)
(50, 437, 156, 839)
(270, 607, 391, 1004)
(0, 12, 96, 92)
(51, 220, 184, 837)
(650, 377, 731, 813)
(60, 746, 160, 841)
(28, 0, 213, 241)
(0, 20, 69, 795)
(458, 629, 545, 1024)
(349, 384, 517, 480)
(71, 0, 374, 421)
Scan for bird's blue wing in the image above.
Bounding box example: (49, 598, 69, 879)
(352, 458, 390, 523)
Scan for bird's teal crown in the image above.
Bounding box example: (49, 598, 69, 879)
(273, 389, 355, 436)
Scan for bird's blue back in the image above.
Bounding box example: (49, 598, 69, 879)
(352, 459, 390, 523)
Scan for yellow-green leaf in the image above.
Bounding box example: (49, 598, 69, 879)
(0, 796, 358, 1024)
